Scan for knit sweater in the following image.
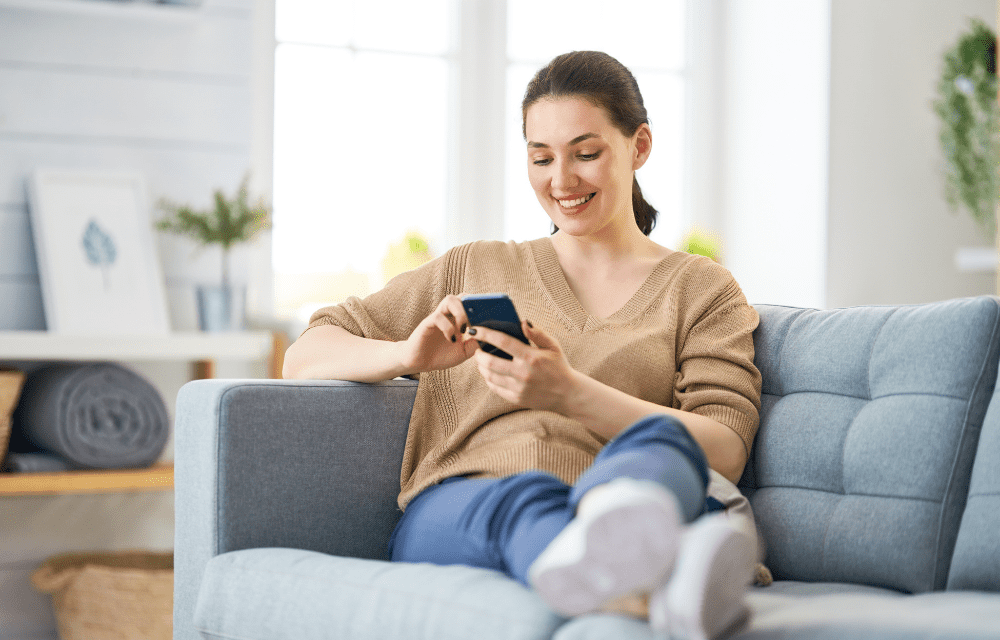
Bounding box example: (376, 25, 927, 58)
(307, 237, 762, 510)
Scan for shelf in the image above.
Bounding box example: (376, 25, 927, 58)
(955, 247, 997, 273)
(0, 464, 173, 496)
(0, 0, 202, 21)
(0, 331, 274, 362)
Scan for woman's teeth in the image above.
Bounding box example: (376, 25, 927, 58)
(558, 193, 594, 208)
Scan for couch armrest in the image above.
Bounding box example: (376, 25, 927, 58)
(173, 378, 417, 640)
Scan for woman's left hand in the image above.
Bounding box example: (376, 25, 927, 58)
(470, 320, 580, 414)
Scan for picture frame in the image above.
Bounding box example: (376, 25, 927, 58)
(28, 170, 170, 334)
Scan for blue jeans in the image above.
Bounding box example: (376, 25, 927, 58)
(388, 414, 710, 586)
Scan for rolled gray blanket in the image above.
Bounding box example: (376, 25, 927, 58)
(3, 452, 72, 473)
(13, 363, 169, 469)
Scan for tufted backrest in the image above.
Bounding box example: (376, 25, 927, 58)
(741, 297, 1000, 593)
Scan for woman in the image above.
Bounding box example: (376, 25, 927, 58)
(283, 51, 762, 639)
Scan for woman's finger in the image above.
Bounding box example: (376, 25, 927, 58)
(430, 312, 461, 343)
(471, 325, 532, 360)
(443, 295, 471, 333)
(521, 320, 558, 351)
(476, 357, 524, 405)
(474, 346, 515, 376)
(436, 294, 470, 334)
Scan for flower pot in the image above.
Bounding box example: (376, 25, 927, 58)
(196, 285, 246, 332)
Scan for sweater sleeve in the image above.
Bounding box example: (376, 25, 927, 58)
(673, 263, 762, 457)
(304, 243, 471, 343)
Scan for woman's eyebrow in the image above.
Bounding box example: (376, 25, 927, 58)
(527, 133, 601, 149)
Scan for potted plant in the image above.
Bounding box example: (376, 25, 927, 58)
(934, 18, 999, 240)
(155, 175, 271, 331)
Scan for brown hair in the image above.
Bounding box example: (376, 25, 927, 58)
(521, 51, 657, 235)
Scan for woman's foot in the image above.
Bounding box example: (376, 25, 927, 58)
(648, 513, 755, 640)
(527, 478, 684, 617)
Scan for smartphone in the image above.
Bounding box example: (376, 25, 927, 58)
(461, 293, 530, 360)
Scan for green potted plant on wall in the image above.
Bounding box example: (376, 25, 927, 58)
(156, 175, 271, 331)
(934, 18, 999, 241)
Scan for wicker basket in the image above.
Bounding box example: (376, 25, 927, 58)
(32, 550, 173, 640)
(0, 369, 25, 464)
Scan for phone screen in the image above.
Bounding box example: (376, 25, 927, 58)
(461, 293, 529, 360)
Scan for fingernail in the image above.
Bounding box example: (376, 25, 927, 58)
(468, 328, 477, 336)
(526, 320, 534, 328)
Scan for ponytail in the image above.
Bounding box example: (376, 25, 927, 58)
(632, 176, 656, 236)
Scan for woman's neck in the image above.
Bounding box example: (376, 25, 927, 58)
(550, 224, 667, 266)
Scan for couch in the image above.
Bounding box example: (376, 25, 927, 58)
(174, 296, 1000, 640)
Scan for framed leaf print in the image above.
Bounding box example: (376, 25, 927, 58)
(28, 170, 170, 334)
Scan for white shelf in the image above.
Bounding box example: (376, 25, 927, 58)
(0, 331, 273, 362)
(955, 247, 997, 274)
(0, 0, 202, 21)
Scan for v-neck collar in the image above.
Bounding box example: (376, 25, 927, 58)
(527, 236, 684, 332)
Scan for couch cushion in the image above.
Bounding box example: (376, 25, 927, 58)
(742, 297, 1000, 593)
(949, 360, 1000, 591)
(551, 582, 1000, 640)
(194, 548, 564, 640)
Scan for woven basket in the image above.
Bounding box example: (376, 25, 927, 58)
(32, 550, 173, 640)
(0, 369, 25, 464)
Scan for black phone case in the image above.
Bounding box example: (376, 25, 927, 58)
(461, 294, 529, 360)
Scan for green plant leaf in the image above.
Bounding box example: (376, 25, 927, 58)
(154, 172, 272, 249)
(934, 18, 999, 239)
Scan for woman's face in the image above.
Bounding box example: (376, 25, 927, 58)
(524, 97, 650, 239)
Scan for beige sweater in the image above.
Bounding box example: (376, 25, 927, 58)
(307, 238, 762, 509)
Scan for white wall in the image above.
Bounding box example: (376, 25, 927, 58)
(702, 0, 996, 310)
(826, 0, 996, 308)
(0, 1, 262, 637)
(0, 0, 262, 332)
(718, 0, 831, 309)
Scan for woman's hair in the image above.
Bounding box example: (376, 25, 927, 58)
(521, 51, 657, 236)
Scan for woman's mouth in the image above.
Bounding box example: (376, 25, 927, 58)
(557, 193, 595, 208)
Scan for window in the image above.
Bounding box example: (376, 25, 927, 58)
(272, 1, 688, 322)
(272, 0, 452, 320)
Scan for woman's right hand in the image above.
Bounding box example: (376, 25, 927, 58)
(397, 294, 479, 374)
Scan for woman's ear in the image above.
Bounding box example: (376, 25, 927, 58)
(632, 123, 652, 171)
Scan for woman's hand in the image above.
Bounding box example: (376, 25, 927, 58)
(470, 320, 581, 414)
(397, 294, 479, 374)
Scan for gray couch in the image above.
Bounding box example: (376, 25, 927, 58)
(174, 296, 1000, 640)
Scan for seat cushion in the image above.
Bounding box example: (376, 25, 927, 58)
(742, 297, 1000, 593)
(193, 548, 564, 640)
(552, 582, 1000, 640)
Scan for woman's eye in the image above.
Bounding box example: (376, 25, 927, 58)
(579, 152, 600, 161)
(533, 158, 552, 166)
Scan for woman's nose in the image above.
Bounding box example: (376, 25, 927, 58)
(551, 160, 578, 191)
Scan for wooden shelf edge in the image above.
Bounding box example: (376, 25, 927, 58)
(0, 464, 174, 496)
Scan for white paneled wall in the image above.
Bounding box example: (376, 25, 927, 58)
(0, 0, 254, 332)
(0, 1, 256, 637)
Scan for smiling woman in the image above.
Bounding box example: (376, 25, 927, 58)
(284, 48, 761, 640)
